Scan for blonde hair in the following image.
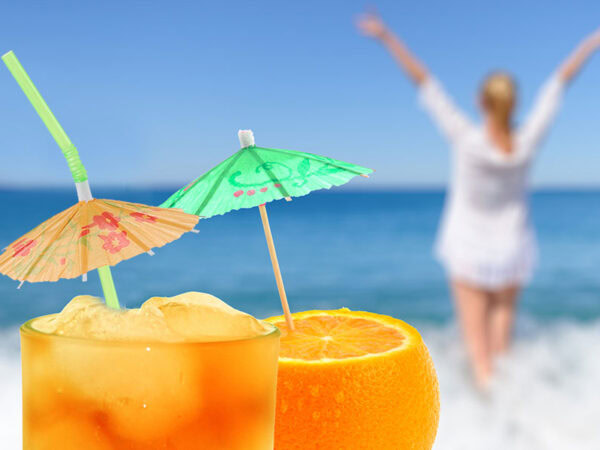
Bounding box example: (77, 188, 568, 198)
(480, 72, 517, 130)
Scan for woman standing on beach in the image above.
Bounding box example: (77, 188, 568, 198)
(357, 12, 600, 388)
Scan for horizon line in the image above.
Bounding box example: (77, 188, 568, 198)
(2, 183, 600, 193)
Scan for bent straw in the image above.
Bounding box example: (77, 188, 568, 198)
(2, 51, 121, 310)
(238, 131, 295, 331)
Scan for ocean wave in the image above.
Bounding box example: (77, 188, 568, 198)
(425, 319, 600, 450)
(1, 319, 598, 449)
(0, 328, 21, 448)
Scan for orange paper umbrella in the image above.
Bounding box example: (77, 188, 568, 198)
(0, 199, 198, 283)
(1, 51, 200, 309)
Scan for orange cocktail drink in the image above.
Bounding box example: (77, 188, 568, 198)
(20, 293, 280, 450)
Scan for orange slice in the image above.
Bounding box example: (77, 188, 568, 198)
(266, 309, 439, 450)
(276, 309, 410, 361)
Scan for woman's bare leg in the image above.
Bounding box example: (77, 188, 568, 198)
(489, 285, 520, 355)
(451, 280, 494, 388)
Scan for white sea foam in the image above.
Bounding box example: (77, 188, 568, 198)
(0, 320, 598, 449)
(0, 328, 21, 449)
(425, 319, 600, 450)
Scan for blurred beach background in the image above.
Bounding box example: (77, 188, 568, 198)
(1, 1, 599, 449)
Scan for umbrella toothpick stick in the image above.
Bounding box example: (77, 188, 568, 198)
(238, 131, 295, 331)
(2, 51, 121, 309)
(258, 204, 294, 331)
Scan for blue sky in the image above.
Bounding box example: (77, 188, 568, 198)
(0, 0, 598, 188)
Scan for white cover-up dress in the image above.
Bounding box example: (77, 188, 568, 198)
(419, 75, 564, 289)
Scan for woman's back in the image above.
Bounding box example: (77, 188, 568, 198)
(419, 74, 565, 287)
(420, 74, 564, 208)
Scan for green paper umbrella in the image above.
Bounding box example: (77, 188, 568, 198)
(161, 130, 372, 329)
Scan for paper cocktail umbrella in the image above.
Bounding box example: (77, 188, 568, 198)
(0, 51, 199, 309)
(161, 130, 372, 329)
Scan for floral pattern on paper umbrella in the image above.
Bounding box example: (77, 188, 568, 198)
(130, 212, 158, 223)
(92, 212, 120, 230)
(99, 231, 130, 254)
(12, 239, 37, 258)
(0, 198, 199, 283)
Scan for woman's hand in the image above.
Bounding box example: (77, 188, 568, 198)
(356, 12, 388, 39)
(356, 9, 428, 84)
(582, 27, 600, 51)
(559, 26, 600, 83)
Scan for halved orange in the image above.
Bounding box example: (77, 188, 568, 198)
(266, 309, 439, 450)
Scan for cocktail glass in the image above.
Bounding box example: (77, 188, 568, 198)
(21, 317, 280, 450)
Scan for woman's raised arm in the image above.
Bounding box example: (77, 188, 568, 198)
(357, 10, 475, 143)
(518, 27, 599, 152)
(558, 28, 600, 84)
(356, 11, 428, 85)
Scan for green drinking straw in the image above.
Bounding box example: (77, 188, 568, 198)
(2, 50, 121, 310)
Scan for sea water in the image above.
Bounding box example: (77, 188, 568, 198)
(1, 188, 599, 449)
